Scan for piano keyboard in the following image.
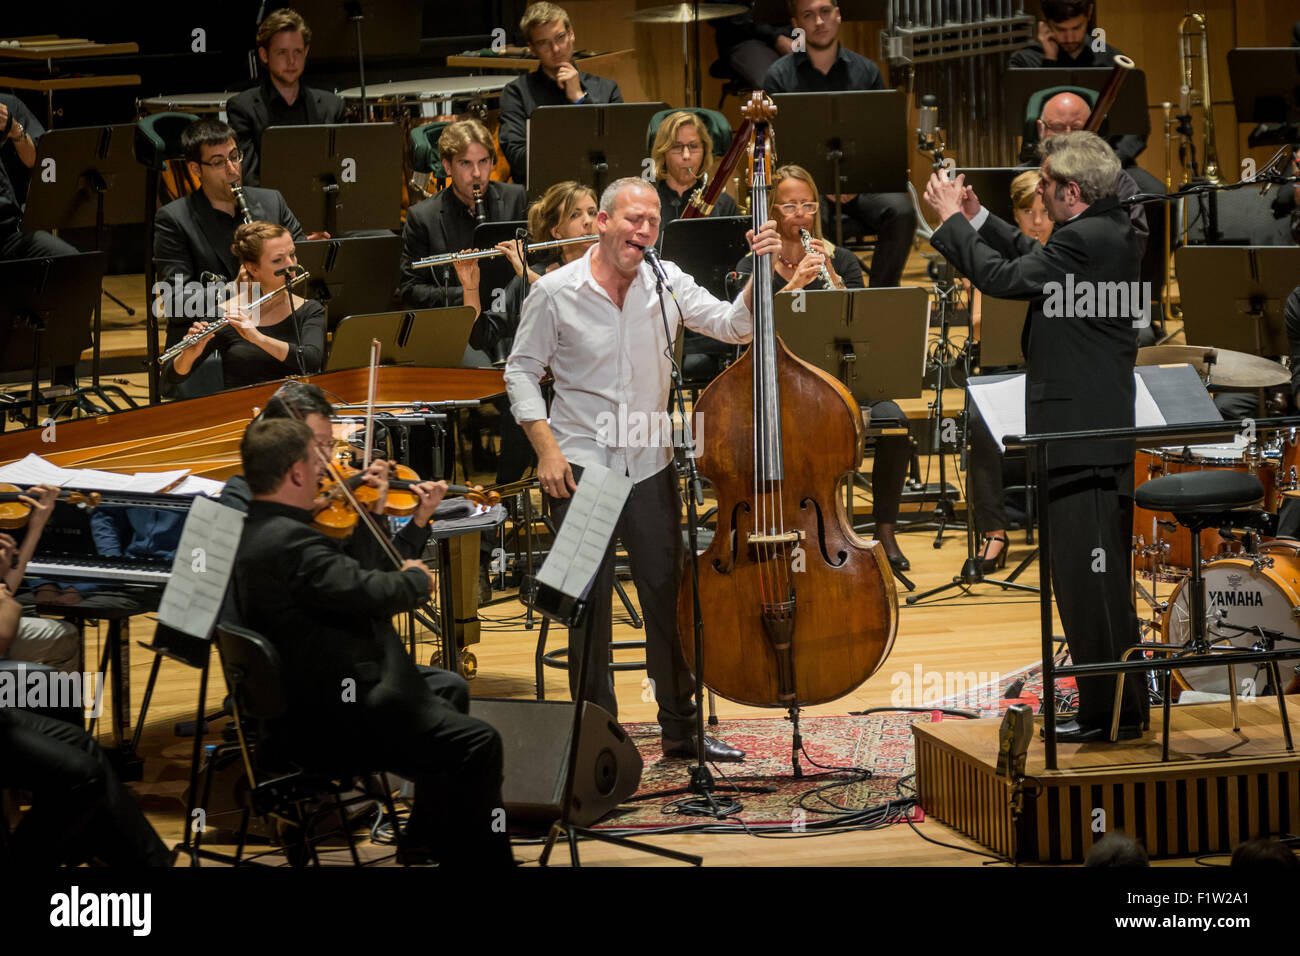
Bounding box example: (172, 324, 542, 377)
(26, 556, 173, 585)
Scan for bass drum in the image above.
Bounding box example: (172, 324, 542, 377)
(1159, 541, 1300, 697)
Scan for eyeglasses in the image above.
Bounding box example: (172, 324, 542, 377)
(199, 149, 242, 169)
(776, 201, 819, 215)
(531, 29, 571, 51)
(668, 142, 703, 156)
(1041, 122, 1085, 135)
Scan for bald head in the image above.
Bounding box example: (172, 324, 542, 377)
(1039, 93, 1091, 140)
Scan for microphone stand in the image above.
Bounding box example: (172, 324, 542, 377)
(628, 260, 771, 815)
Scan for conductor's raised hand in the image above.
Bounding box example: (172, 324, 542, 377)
(923, 171, 967, 222)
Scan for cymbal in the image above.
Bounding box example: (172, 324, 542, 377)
(625, 3, 747, 23)
(1136, 344, 1291, 389)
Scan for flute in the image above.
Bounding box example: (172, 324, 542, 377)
(411, 234, 597, 270)
(158, 268, 311, 366)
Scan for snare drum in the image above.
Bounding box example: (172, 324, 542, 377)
(1133, 442, 1276, 573)
(1159, 540, 1300, 697)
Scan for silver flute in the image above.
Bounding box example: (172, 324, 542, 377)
(410, 234, 597, 270)
(799, 228, 837, 288)
(231, 184, 253, 224)
(158, 269, 311, 366)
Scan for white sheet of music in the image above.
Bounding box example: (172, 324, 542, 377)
(535, 462, 632, 598)
(157, 496, 245, 640)
(970, 372, 1166, 453)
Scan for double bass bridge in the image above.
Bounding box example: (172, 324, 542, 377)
(746, 528, 804, 562)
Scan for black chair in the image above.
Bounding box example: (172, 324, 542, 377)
(707, 59, 750, 111)
(1116, 469, 1296, 758)
(210, 623, 408, 866)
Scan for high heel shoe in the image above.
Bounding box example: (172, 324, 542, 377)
(977, 533, 1008, 573)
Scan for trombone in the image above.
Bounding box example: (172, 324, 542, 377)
(158, 268, 312, 366)
(410, 234, 597, 270)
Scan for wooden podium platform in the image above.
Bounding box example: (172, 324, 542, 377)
(913, 700, 1300, 863)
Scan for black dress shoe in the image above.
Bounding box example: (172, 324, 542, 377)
(661, 734, 745, 762)
(1042, 719, 1142, 743)
(887, 552, 910, 573)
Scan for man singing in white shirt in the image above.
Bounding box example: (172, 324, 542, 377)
(506, 177, 780, 762)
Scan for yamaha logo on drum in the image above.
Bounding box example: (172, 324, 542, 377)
(1226, 573, 1243, 589)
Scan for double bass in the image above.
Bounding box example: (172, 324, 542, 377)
(678, 94, 898, 758)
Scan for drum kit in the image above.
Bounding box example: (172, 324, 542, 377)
(1132, 344, 1300, 699)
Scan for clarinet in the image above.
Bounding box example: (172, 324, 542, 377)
(231, 185, 253, 225)
(472, 184, 486, 225)
(799, 228, 837, 289)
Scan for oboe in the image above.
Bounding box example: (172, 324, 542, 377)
(472, 184, 486, 225)
(231, 184, 253, 225)
(799, 228, 837, 289)
(158, 268, 311, 365)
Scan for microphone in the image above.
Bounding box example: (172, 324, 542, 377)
(917, 94, 939, 151)
(1257, 145, 1297, 195)
(642, 245, 673, 292)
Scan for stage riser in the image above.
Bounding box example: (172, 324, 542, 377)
(915, 731, 1300, 863)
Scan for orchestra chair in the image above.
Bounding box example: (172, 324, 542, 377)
(134, 111, 199, 405)
(707, 59, 750, 111)
(409, 121, 452, 193)
(1114, 469, 1296, 759)
(643, 107, 732, 157)
(211, 623, 410, 867)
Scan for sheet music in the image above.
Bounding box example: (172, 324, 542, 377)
(169, 475, 227, 497)
(535, 463, 632, 597)
(0, 453, 193, 493)
(156, 496, 245, 640)
(970, 372, 1167, 453)
(0, 453, 75, 485)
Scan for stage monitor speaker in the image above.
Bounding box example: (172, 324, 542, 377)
(470, 698, 643, 828)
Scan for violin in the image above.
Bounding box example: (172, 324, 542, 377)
(310, 460, 502, 539)
(0, 484, 101, 530)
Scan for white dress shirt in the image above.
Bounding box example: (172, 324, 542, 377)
(506, 245, 754, 482)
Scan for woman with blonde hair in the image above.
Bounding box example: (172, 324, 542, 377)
(649, 111, 739, 222)
(733, 165, 912, 572)
(168, 221, 325, 391)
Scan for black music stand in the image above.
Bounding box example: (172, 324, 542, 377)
(767, 91, 909, 247)
(1226, 48, 1300, 145)
(1002, 67, 1151, 142)
(952, 167, 1036, 226)
(1174, 246, 1298, 357)
(472, 220, 529, 311)
(21, 123, 146, 392)
(525, 102, 669, 201)
(660, 216, 752, 387)
(325, 307, 478, 371)
(260, 123, 403, 235)
(292, 234, 403, 331)
(0, 252, 108, 430)
(977, 294, 1028, 369)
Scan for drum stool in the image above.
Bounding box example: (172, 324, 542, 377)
(1116, 469, 1295, 759)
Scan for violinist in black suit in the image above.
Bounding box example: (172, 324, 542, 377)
(226, 7, 347, 187)
(227, 417, 512, 866)
(399, 119, 527, 311)
(925, 131, 1148, 743)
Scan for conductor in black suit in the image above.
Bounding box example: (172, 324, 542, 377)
(226, 7, 347, 188)
(399, 119, 527, 310)
(154, 119, 313, 348)
(228, 417, 512, 866)
(497, 2, 622, 186)
(925, 131, 1148, 743)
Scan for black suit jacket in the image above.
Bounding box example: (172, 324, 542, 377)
(498, 68, 623, 184)
(153, 186, 305, 344)
(227, 500, 437, 765)
(226, 81, 347, 187)
(930, 195, 1140, 468)
(398, 181, 527, 309)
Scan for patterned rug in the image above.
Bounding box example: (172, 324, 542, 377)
(594, 713, 936, 829)
(932, 658, 1078, 718)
